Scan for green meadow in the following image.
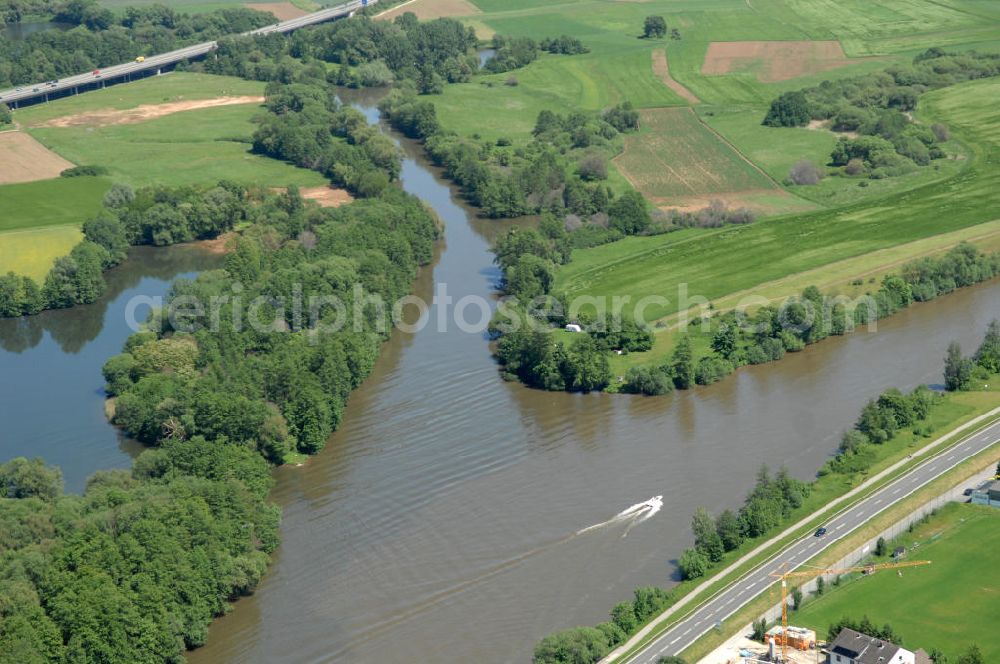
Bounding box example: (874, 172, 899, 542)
(0, 177, 107, 279)
(1, 73, 325, 277)
(27, 103, 328, 189)
(14, 73, 266, 126)
(794, 502, 1000, 662)
(555, 78, 1000, 323)
(16, 73, 326, 187)
(437, 0, 1000, 140)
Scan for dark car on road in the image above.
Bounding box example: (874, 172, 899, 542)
(814, 526, 828, 537)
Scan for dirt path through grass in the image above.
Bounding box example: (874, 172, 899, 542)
(651, 49, 701, 104)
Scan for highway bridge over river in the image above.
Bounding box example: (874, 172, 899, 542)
(0, 0, 377, 108)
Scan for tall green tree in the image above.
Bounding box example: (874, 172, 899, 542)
(974, 319, 1000, 372)
(943, 341, 973, 391)
(670, 336, 695, 389)
(642, 15, 667, 38)
(763, 91, 810, 127)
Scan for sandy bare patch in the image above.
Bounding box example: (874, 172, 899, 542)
(653, 189, 802, 214)
(193, 231, 238, 255)
(246, 1, 307, 20)
(807, 118, 859, 140)
(33, 96, 265, 129)
(651, 49, 700, 104)
(0, 130, 75, 183)
(376, 0, 480, 21)
(702, 41, 859, 83)
(299, 186, 354, 207)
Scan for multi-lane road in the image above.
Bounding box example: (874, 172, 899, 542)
(0, 0, 377, 107)
(626, 417, 1000, 663)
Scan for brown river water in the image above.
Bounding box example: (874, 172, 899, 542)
(1, 94, 997, 663)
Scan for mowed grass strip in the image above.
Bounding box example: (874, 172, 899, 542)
(794, 502, 1000, 662)
(613, 107, 776, 200)
(0, 177, 109, 233)
(555, 78, 1000, 322)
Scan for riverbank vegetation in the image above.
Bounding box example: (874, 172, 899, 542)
(0, 444, 279, 662)
(103, 184, 437, 459)
(533, 327, 1000, 664)
(0, 180, 250, 317)
(2, 172, 437, 660)
(493, 241, 1000, 395)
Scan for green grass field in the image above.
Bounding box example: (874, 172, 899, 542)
(698, 105, 970, 208)
(446, 0, 1000, 130)
(431, 0, 1000, 226)
(0, 73, 325, 277)
(0, 177, 107, 278)
(0, 227, 84, 281)
(14, 73, 265, 125)
(614, 107, 777, 200)
(554, 77, 1000, 323)
(17, 73, 328, 189)
(0, 177, 108, 233)
(794, 502, 1000, 662)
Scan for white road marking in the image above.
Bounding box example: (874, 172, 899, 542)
(893, 488, 902, 494)
(669, 637, 680, 645)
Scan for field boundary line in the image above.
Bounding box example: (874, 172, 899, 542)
(602, 404, 1000, 663)
(692, 108, 783, 190)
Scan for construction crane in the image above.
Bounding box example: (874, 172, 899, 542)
(768, 559, 931, 662)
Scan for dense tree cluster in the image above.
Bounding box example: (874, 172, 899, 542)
(941, 318, 1000, 392)
(104, 186, 437, 460)
(482, 33, 587, 74)
(495, 328, 613, 392)
(382, 93, 639, 219)
(0, 446, 279, 663)
(0, 182, 249, 318)
(820, 385, 937, 476)
(762, 49, 1000, 177)
(0, 0, 58, 24)
(0, 0, 273, 87)
(679, 467, 809, 579)
(252, 81, 400, 195)
(642, 15, 667, 39)
(533, 587, 676, 664)
(204, 13, 477, 91)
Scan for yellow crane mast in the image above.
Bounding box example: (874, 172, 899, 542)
(768, 559, 931, 662)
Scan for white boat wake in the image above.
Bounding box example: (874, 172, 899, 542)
(577, 495, 663, 538)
